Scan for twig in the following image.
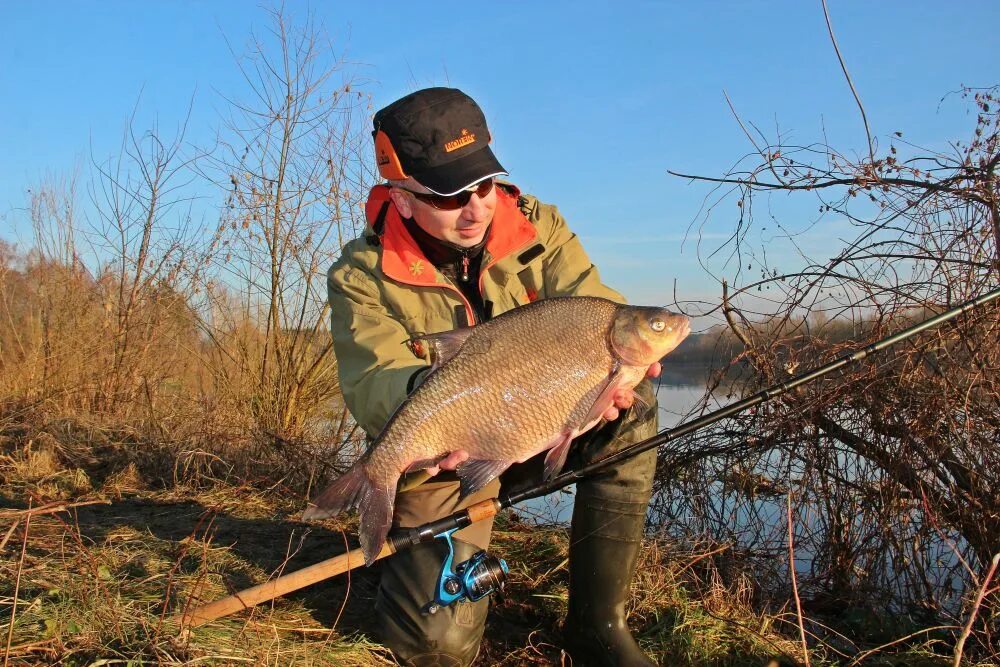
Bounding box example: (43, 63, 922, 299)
(0, 498, 109, 520)
(722, 280, 752, 350)
(845, 625, 958, 667)
(0, 521, 18, 552)
(821, 0, 874, 165)
(664, 171, 973, 199)
(318, 527, 353, 654)
(697, 606, 801, 661)
(787, 492, 810, 667)
(953, 552, 1000, 667)
(3, 500, 31, 667)
(674, 543, 730, 579)
(723, 90, 766, 158)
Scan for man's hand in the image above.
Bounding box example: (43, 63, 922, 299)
(424, 449, 469, 476)
(601, 362, 661, 422)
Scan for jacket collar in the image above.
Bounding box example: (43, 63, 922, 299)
(364, 183, 538, 287)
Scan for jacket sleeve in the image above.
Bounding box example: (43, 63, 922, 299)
(523, 196, 626, 303)
(327, 260, 427, 438)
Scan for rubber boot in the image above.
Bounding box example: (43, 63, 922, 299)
(377, 537, 489, 666)
(375, 476, 501, 666)
(563, 381, 658, 667)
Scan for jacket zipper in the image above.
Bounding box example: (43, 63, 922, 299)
(385, 230, 536, 327)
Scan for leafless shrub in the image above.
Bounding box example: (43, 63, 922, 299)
(0, 8, 370, 493)
(194, 8, 371, 460)
(656, 86, 1000, 659)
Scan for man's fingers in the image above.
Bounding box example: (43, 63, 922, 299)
(612, 388, 635, 410)
(436, 450, 470, 471)
(647, 362, 662, 379)
(602, 406, 621, 422)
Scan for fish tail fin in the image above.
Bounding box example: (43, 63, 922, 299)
(358, 476, 396, 565)
(302, 462, 397, 566)
(302, 461, 371, 520)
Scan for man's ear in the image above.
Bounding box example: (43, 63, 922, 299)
(389, 188, 414, 219)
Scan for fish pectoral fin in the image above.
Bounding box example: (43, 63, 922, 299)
(455, 459, 511, 498)
(629, 387, 650, 417)
(543, 432, 575, 481)
(579, 366, 636, 427)
(417, 327, 476, 369)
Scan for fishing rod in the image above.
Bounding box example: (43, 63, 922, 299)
(176, 285, 1000, 628)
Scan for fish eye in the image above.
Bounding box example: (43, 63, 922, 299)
(650, 318, 666, 332)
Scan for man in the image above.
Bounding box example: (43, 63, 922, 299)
(323, 87, 659, 666)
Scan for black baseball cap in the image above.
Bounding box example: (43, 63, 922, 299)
(372, 87, 508, 196)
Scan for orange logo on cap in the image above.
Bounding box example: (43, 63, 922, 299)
(444, 129, 476, 153)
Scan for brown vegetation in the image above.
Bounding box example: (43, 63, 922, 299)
(0, 10, 372, 493)
(2, 7, 997, 666)
(659, 85, 1000, 662)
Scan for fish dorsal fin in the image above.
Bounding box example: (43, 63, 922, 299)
(416, 327, 489, 370)
(418, 327, 474, 369)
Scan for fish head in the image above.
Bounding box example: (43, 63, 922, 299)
(609, 305, 691, 366)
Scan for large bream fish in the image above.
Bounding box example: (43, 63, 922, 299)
(303, 296, 691, 563)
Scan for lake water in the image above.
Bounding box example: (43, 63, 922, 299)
(512, 363, 972, 615)
(517, 378, 710, 524)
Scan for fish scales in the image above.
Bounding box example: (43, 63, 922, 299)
(369, 297, 620, 482)
(303, 296, 691, 564)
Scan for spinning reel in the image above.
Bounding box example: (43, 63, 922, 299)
(423, 528, 509, 615)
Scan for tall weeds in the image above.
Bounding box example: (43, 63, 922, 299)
(0, 9, 371, 490)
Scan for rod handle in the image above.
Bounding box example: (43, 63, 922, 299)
(175, 541, 393, 628)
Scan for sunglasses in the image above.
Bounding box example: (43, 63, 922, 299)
(401, 179, 495, 210)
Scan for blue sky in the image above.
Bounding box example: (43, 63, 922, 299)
(1, 1, 997, 310)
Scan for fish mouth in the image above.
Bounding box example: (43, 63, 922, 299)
(663, 316, 692, 350)
(671, 317, 692, 347)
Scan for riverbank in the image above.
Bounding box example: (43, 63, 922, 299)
(1, 403, 978, 665)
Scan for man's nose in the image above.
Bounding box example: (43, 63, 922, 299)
(461, 192, 491, 221)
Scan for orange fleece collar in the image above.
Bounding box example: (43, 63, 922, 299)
(364, 184, 538, 287)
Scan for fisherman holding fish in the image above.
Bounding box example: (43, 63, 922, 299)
(305, 88, 689, 666)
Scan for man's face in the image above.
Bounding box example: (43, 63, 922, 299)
(389, 180, 497, 248)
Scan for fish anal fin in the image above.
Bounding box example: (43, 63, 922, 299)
(455, 459, 511, 498)
(543, 432, 575, 480)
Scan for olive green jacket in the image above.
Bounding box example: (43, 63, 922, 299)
(328, 182, 623, 438)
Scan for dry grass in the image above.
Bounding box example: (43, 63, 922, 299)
(2, 406, 995, 666)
